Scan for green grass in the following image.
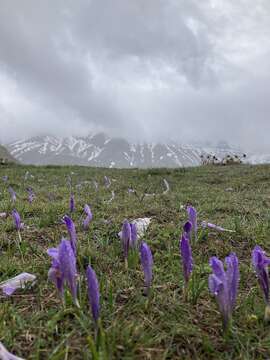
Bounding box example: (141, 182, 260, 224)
(1, 164, 270, 359)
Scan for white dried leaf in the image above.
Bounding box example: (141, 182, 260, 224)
(132, 218, 151, 239)
(0, 273, 36, 296)
(0, 342, 25, 360)
(162, 178, 170, 194)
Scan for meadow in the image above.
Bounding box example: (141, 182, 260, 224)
(1, 163, 270, 359)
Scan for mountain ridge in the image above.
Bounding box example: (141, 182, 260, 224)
(7, 133, 248, 168)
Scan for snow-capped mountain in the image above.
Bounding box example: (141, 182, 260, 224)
(7, 133, 245, 168)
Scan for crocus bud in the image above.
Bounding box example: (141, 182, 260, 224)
(70, 194, 75, 212)
(47, 238, 78, 306)
(187, 206, 197, 239)
(121, 220, 131, 265)
(86, 265, 100, 324)
(180, 234, 193, 285)
(140, 242, 153, 295)
(252, 245, 270, 311)
(27, 187, 35, 204)
(12, 209, 22, 231)
(209, 253, 239, 330)
(83, 204, 93, 230)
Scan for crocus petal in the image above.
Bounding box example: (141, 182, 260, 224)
(180, 235, 193, 284)
(83, 204, 93, 230)
(86, 265, 100, 323)
(208, 274, 223, 296)
(47, 245, 64, 296)
(140, 242, 153, 292)
(183, 221, 192, 233)
(252, 245, 270, 303)
(58, 239, 78, 304)
(209, 254, 239, 329)
(12, 209, 22, 231)
(209, 257, 226, 280)
(63, 215, 77, 254)
(225, 253, 240, 308)
(183, 221, 192, 239)
(69, 194, 75, 212)
(121, 220, 131, 259)
(187, 206, 197, 237)
(47, 247, 59, 259)
(48, 267, 64, 296)
(26, 187, 35, 204)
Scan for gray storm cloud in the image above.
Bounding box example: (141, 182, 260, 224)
(0, 0, 269, 151)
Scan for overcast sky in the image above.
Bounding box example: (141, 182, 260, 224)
(0, 0, 269, 151)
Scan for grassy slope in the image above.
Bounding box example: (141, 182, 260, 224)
(0, 164, 270, 359)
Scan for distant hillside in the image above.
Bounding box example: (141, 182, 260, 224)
(0, 144, 17, 164)
(7, 133, 244, 167)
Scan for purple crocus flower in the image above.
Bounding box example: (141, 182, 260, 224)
(69, 194, 75, 213)
(58, 239, 78, 305)
(86, 265, 100, 323)
(208, 253, 240, 329)
(8, 187, 16, 202)
(252, 245, 270, 320)
(47, 238, 78, 306)
(12, 209, 22, 231)
(187, 206, 197, 238)
(2, 175, 8, 183)
(119, 221, 137, 249)
(140, 242, 153, 295)
(27, 187, 35, 204)
(121, 220, 131, 264)
(83, 204, 93, 230)
(63, 215, 77, 254)
(180, 234, 193, 285)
